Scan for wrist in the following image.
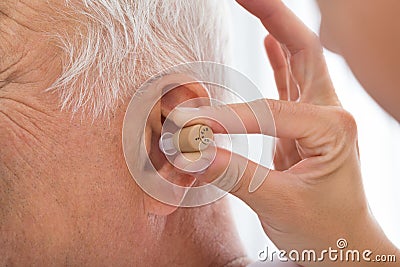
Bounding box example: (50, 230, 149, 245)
(346, 213, 398, 266)
(307, 211, 398, 267)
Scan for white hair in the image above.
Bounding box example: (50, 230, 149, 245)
(49, 0, 231, 118)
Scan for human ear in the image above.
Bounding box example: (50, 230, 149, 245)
(143, 81, 210, 215)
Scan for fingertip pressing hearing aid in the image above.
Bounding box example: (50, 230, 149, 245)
(159, 124, 214, 156)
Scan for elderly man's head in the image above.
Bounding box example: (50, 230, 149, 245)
(0, 0, 248, 266)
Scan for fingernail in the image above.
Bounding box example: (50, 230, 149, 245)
(174, 152, 212, 174)
(182, 159, 211, 174)
(169, 107, 201, 127)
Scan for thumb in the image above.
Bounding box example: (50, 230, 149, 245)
(173, 144, 290, 205)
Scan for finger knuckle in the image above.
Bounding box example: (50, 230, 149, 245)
(333, 108, 358, 141)
(267, 99, 286, 121)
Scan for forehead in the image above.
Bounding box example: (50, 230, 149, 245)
(0, 0, 69, 28)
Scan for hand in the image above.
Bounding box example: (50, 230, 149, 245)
(260, 4, 339, 171)
(170, 0, 399, 266)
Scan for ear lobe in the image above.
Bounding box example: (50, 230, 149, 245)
(143, 82, 210, 216)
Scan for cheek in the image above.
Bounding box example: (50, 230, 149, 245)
(317, 0, 375, 55)
(319, 19, 341, 54)
(317, 0, 348, 54)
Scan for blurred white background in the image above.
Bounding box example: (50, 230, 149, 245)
(225, 0, 400, 261)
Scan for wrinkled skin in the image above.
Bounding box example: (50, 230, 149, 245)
(0, 1, 248, 266)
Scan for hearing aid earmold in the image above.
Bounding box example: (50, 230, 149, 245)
(159, 124, 214, 156)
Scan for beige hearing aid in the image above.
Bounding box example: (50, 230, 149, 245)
(173, 124, 214, 153)
(159, 124, 214, 156)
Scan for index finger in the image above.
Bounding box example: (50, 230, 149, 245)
(170, 99, 332, 141)
(237, 0, 319, 54)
